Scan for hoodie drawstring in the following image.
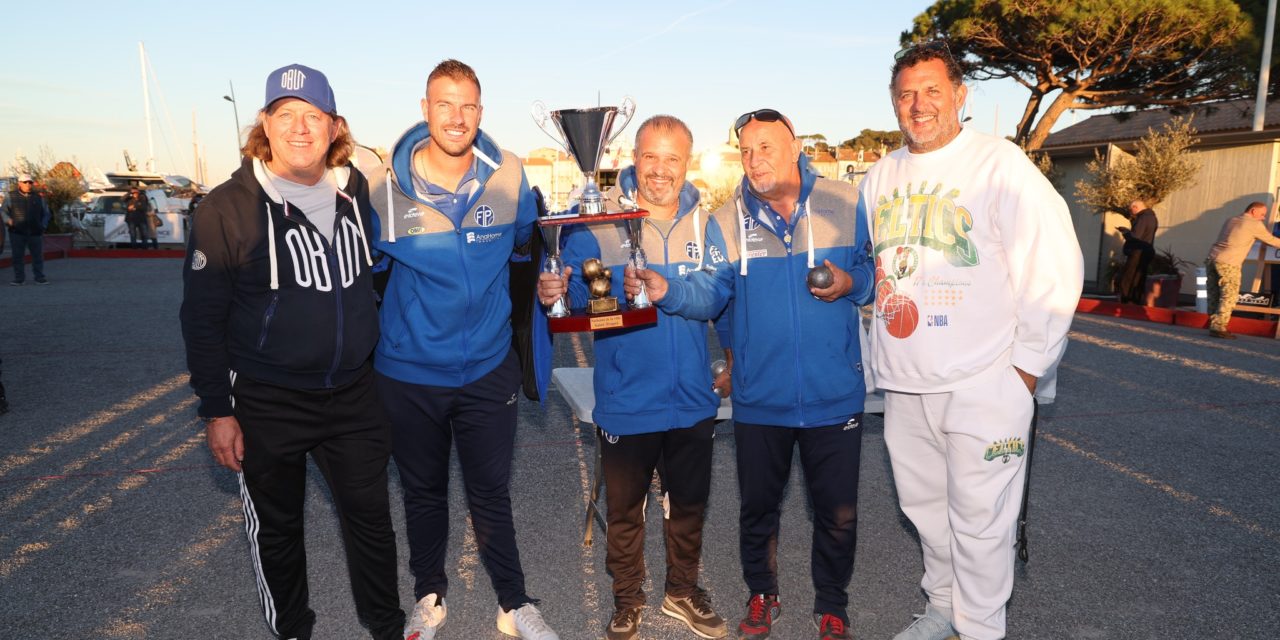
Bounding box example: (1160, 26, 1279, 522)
(266, 202, 279, 291)
(384, 168, 396, 243)
(336, 190, 374, 267)
(736, 196, 749, 276)
(693, 206, 705, 271)
(805, 196, 816, 269)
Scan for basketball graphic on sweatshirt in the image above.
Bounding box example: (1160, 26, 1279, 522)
(882, 293, 919, 339)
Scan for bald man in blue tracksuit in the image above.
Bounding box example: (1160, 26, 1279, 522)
(539, 115, 730, 640)
(627, 110, 874, 640)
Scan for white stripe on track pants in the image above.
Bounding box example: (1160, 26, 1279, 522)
(884, 363, 1034, 640)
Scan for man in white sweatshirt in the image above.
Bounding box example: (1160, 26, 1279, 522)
(857, 41, 1083, 640)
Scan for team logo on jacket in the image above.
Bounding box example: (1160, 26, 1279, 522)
(685, 241, 702, 261)
(474, 205, 495, 227)
(603, 431, 620, 444)
(708, 245, 726, 264)
(984, 437, 1026, 463)
(190, 250, 207, 271)
(741, 214, 759, 231)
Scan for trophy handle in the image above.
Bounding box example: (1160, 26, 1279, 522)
(531, 100, 567, 152)
(605, 96, 637, 147)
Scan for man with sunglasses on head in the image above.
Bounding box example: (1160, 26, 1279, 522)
(858, 42, 1082, 640)
(3, 174, 52, 285)
(627, 108, 875, 640)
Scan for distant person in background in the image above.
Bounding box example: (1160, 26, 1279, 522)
(3, 173, 51, 285)
(145, 202, 162, 249)
(1117, 199, 1157, 304)
(1205, 201, 1280, 339)
(123, 186, 152, 249)
(841, 163, 859, 183)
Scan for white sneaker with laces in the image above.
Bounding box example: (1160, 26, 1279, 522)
(405, 593, 447, 640)
(496, 602, 560, 639)
(893, 602, 957, 640)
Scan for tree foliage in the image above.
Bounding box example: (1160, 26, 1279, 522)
(1075, 116, 1200, 214)
(905, 0, 1256, 150)
(840, 129, 904, 152)
(7, 150, 87, 233)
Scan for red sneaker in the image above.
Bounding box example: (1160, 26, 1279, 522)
(738, 594, 781, 638)
(815, 613, 852, 640)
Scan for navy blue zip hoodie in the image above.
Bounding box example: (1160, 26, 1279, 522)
(180, 157, 379, 418)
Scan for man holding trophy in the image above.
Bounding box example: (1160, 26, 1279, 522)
(366, 59, 558, 640)
(537, 115, 730, 640)
(626, 109, 874, 640)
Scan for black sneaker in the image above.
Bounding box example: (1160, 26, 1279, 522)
(9, 281, 22, 286)
(737, 594, 780, 638)
(1209, 329, 1237, 340)
(663, 587, 728, 638)
(34, 277, 48, 285)
(605, 606, 642, 640)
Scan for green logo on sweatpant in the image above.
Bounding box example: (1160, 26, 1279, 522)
(984, 437, 1026, 463)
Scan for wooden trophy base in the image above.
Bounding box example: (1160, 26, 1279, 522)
(548, 304, 658, 333)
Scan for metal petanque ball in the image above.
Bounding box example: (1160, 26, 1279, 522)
(582, 258, 604, 280)
(589, 277, 612, 298)
(711, 359, 727, 377)
(807, 265, 834, 289)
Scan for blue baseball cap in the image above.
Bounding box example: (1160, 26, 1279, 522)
(263, 63, 336, 114)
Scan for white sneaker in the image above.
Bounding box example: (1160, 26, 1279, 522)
(496, 602, 560, 639)
(405, 593, 447, 640)
(893, 602, 957, 640)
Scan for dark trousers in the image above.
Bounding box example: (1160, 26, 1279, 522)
(233, 365, 404, 640)
(128, 221, 149, 249)
(601, 418, 715, 609)
(9, 230, 44, 282)
(1118, 249, 1152, 303)
(735, 419, 864, 622)
(378, 348, 531, 611)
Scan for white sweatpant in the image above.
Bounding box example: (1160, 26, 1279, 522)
(883, 364, 1035, 640)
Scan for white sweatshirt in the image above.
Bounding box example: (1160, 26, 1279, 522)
(858, 127, 1083, 395)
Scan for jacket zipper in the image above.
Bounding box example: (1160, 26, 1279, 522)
(257, 293, 279, 350)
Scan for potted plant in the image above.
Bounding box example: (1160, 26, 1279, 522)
(1143, 246, 1194, 308)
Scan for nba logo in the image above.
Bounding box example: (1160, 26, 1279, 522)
(474, 205, 495, 227)
(685, 241, 701, 261)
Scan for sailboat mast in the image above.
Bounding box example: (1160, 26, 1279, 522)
(139, 41, 155, 172)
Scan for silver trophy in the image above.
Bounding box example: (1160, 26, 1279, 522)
(540, 224, 569, 318)
(532, 97, 636, 215)
(625, 217, 651, 309)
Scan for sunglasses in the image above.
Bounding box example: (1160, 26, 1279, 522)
(734, 109, 794, 137)
(894, 39, 952, 62)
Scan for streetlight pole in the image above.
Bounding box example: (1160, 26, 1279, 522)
(223, 80, 242, 157)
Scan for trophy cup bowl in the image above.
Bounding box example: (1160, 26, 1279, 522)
(533, 97, 636, 216)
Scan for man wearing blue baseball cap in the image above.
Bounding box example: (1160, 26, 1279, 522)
(180, 63, 405, 640)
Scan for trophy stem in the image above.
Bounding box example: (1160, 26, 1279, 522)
(580, 176, 605, 215)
